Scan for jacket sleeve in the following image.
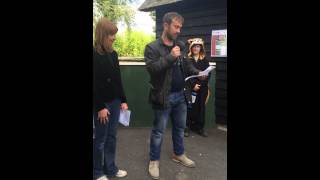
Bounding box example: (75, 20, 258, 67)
(184, 57, 201, 76)
(190, 77, 200, 90)
(184, 57, 201, 89)
(93, 53, 106, 112)
(114, 52, 127, 104)
(144, 44, 176, 74)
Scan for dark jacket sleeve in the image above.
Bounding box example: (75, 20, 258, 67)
(184, 57, 201, 76)
(114, 52, 127, 103)
(184, 57, 201, 89)
(93, 52, 106, 112)
(190, 77, 200, 90)
(144, 44, 176, 74)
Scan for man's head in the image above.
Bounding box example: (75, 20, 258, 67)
(162, 12, 184, 41)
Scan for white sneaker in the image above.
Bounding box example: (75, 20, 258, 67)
(96, 175, 109, 180)
(115, 169, 127, 178)
(148, 160, 160, 179)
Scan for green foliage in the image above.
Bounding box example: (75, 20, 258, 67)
(93, 0, 103, 41)
(113, 30, 155, 57)
(93, 0, 155, 56)
(96, 0, 135, 29)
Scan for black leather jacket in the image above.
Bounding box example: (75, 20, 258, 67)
(144, 38, 200, 109)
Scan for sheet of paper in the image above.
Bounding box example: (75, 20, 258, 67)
(185, 66, 215, 81)
(119, 110, 131, 126)
(200, 66, 215, 76)
(185, 74, 201, 81)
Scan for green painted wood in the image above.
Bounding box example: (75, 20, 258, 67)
(120, 64, 216, 128)
(120, 65, 154, 127)
(205, 69, 216, 128)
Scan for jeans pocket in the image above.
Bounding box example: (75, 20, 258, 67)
(149, 88, 165, 106)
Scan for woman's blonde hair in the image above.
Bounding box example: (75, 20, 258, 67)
(94, 17, 118, 54)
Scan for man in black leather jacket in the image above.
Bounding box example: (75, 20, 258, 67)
(144, 12, 204, 180)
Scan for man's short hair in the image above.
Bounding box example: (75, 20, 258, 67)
(162, 12, 184, 25)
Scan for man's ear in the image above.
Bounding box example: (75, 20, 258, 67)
(163, 22, 169, 31)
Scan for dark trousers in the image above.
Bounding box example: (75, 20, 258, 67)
(187, 87, 208, 131)
(93, 99, 121, 179)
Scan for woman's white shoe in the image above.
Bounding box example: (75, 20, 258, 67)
(96, 175, 108, 180)
(116, 169, 128, 178)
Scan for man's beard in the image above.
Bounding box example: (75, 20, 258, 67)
(166, 32, 178, 41)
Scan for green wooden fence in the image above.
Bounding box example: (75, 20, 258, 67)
(120, 60, 216, 127)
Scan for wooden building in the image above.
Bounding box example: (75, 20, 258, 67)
(139, 0, 227, 125)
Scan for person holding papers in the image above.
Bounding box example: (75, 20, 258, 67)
(184, 38, 211, 138)
(93, 17, 129, 180)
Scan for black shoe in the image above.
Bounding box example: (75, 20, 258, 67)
(184, 128, 190, 137)
(198, 129, 208, 137)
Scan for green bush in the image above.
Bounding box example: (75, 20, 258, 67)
(113, 30, 155, 57)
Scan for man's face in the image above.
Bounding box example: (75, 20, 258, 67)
(165, 19, 183, 41)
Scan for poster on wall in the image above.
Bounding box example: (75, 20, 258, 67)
(211, 29, 227, 57)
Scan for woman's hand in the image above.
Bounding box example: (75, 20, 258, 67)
(120, 103, 128, 110)
(98, 108, 111, 124)
(193, 84, 201, 91)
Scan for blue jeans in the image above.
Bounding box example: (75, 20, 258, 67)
(93, 99, 121, 179)
(149, 90, 187, 161)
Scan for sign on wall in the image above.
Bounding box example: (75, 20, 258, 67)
(211, 29, 227, 57)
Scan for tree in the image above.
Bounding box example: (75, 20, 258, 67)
(93, 0, 156, 56)
(113, 30, 155, 57)
(93, 0, 103, 41)
(96, 0, 135, 30)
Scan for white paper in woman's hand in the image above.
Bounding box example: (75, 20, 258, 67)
(119, 110, 131, 126)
